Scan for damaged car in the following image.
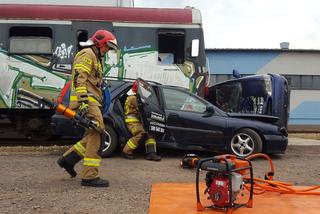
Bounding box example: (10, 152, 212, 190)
(51, 78, 288, 158)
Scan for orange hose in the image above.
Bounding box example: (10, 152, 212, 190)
(243, 153, 320, 196)
(246, 153, 275, 180)
(244, 179, 320, 195)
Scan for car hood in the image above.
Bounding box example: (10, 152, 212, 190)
(227, 113, 279, 124)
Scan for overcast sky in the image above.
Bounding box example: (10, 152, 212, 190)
(134, 0, 320, 49)
(3, 0, 320, 49)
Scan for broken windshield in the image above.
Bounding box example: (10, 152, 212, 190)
(214, 78, 270, 114)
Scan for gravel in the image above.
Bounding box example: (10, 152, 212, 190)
(0, 145, 319, 214)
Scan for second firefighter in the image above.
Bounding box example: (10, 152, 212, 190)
(121, 81, 161, 161)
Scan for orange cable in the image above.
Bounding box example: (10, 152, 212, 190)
(243, 153, 320, 196)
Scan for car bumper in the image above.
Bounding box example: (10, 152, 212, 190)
(263, 134, 288, 154)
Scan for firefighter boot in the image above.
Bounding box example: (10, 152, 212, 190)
(121, 143, 136, 160)
(81, 177, 109, 188)
(57, 151, 82, 177)
(146, 152, 161, 161)
(145, 143, 161, 161)
(121, 152, 136, 159)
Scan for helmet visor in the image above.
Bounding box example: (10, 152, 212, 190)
(107, 41, 119, 50)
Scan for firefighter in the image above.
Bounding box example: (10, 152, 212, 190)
(57, 30, 118, 187)
(121, 81, 162, 161)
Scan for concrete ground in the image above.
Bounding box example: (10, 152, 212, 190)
(0, 144, 319, 214)
(288, 137, 320, 145)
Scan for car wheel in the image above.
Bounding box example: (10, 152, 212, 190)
(100, 124, 118, 158)
(229, 128, 262, 158)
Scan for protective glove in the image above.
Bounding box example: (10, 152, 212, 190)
(78, 102, 89, 115)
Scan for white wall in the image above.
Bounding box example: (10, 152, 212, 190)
(290, 90, 320, 110)
(257, 52, 320, 75)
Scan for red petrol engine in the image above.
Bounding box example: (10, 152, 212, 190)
(206, 171, 244, 208)
(207, 176, 230, 207)
(196, 155, 253, 213)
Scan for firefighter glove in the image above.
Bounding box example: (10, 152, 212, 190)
(78, 102, 89, 114)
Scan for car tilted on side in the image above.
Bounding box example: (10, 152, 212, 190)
(51, 78, 288, 158)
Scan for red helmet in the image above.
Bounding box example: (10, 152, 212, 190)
(132, 80, 138, 93)
(91, 30, 118, 49)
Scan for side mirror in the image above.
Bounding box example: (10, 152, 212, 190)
(191, 39, 199, 57)
(203, 105, 214, 117)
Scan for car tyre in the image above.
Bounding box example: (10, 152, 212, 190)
(100, 124, 118, 158)
(228, 128, 262, 158)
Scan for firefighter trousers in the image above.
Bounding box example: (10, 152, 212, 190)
(123, 122, 157, 154)
(62, 105, 105, 180)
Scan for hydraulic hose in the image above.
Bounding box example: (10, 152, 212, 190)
(243, 153, 320, 195)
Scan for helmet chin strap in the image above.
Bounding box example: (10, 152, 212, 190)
(98, 45, 111, 58)
(98, 48, 103, 58)
(98, 46, 107, 58)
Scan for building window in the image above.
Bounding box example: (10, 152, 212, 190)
(9, 26, 53, 54)
(283, 75, 320, 90)
(312, 76, 320, 89)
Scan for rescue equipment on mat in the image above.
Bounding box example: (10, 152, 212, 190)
(18, 88, 105, 134)
(196, 154, 253, 213)
(189, 153, 320, 213)
(180, 154, 200, 168)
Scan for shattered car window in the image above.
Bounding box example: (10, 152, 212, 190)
(215, 82, 242, 112)
(215, 80, 269, 114)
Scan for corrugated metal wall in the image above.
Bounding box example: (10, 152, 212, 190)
(206, 49, 320, 128)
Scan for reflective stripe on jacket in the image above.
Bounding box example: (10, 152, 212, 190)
(69, 46, 104, 109)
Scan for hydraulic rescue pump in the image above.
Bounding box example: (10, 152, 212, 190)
(196, 154, 253, 214)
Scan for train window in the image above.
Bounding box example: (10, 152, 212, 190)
(9, 26, 52, 54)
(77, 30, 88, 51)
(158, 30, 185, 64)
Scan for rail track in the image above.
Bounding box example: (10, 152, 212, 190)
(0, 138, 75, 146)
(0, 137, 74, 146)
(0, 128, 74, 146)
(0, 119, 74, 146)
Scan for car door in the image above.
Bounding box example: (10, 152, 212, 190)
(161, 87, 226, 146)
(136, 79, 166, 139)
